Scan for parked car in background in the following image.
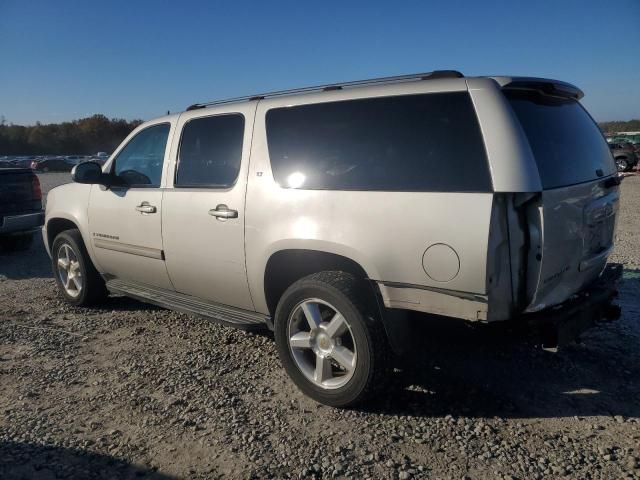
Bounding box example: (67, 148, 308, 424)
(609, 142, 638, 172)
(44, 71, 622, 406)
(10, 156, 39, 168)
(0, 168, 43, 251)
(0, 156, 14, 168)
(30, 157, 77, 172)
(65, 155, 92, 164)
(608, 136, 640, 145)
(4, 155, 107, 170)
(92, 152, 111, 165)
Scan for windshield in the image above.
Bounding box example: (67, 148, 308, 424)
(505, 90, 616, 189)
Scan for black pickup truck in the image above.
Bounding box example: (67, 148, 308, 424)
(0, 168, 44, 251)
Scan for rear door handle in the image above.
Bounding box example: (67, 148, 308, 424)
(208, 204, 238, 219)
(135, 203, 156, 214)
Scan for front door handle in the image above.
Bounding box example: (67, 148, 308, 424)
(208, 204, 238, 219)
(135, 203, 157, 214)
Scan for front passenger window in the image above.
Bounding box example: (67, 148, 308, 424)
(113, 123, 170, 187)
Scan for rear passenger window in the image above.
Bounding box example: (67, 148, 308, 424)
(266, 92, 491, 192)
(176, 114, 245, 188)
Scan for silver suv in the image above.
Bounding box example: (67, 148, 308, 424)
(44, 71, 622, 406)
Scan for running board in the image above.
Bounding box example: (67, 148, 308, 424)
(106, 279, 269, 330)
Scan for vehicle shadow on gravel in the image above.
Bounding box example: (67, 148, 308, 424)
(366, 270, 640, 421)
(0, 236, 52, 280)
(0, 440, 176, 480)
(90, 295, 164, 313)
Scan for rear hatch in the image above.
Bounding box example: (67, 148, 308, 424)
(504, 88, 619, 312)
(0, 169, 41, 220)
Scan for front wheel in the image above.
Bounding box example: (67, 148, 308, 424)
(274, 271, 390, 407)
(52, 229, 107, 306)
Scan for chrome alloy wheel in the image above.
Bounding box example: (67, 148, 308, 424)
(616, 158, 628, 172)
(287, 298, 357, 389)
(56, 244, 83, 298)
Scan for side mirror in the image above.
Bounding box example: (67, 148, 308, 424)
(71, 161, 105, 184)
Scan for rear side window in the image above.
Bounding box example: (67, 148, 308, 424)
(176, 114, 245, 188)
(266, 92, 491, 192)
(505, 90, 616, 189)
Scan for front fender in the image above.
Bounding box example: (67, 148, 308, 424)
(45, 183, 102, 271)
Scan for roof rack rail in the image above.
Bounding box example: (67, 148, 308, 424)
(186, 70, 464, 111)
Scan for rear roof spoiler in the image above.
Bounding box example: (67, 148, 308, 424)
(491, 76, 584, 100)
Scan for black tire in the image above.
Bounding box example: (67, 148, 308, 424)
(274, 271, 391, 407)
(51, 229, 107, 306)
(0, 233, 34, 252)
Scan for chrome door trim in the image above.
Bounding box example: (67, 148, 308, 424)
(93, 238, 164, 260)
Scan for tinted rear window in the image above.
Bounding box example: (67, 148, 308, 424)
(266, 92, 491, 192)
(505, 90, 616, 189)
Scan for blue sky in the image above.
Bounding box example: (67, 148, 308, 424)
(1, 0, 639, 125)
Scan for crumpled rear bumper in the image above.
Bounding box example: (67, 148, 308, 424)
(521, 263, 623, 348)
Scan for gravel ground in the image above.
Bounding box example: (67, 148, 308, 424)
(1, 172, 639, 480)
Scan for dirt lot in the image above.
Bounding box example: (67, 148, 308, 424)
(1, 173, 639, 480)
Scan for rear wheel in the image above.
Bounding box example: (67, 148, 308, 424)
(274, 271, 390, 407)
(52, 229, 107, 306)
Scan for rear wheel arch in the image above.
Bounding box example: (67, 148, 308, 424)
(263, 249, 376, 318)
(262, 249, 410, 355)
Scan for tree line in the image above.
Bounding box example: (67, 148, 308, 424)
(1, 114, 638, 156)
(598, 119, 640, 134)
(0, 115, 143, 155)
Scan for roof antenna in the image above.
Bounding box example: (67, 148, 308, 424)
(167, 110, 170, 115)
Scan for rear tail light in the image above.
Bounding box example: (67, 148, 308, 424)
(32, 175, 42, 201)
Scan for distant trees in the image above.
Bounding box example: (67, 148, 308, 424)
(0, 115, 143, 155)
(599, 120, 640, 134)
(2, 114, 638, 155)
